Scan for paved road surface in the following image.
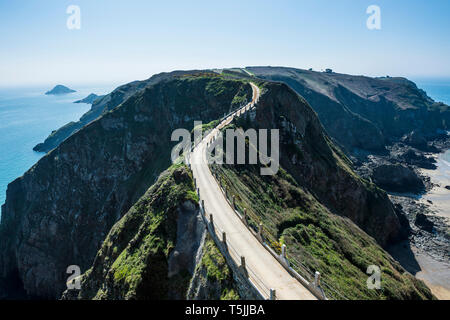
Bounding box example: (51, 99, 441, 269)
(190, 83, 317, 300)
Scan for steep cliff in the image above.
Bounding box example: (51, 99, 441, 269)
(246, 66, 450, 154)
(231, 82, 407, 246)
(0, 74, 252, 299)
(62, 165, 239, 300)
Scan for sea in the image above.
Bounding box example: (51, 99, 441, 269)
(0, 79, 449, 213)
(0, 84, 117, 210)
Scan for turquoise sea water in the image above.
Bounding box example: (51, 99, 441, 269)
(0, 84, 116, 208)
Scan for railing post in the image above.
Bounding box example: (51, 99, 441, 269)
(240, 256, 246, 270)
(270, 289, 276, 300)
(314, 271, 321, 288)
(201, 200, 205, 211)
(232, 195, 236, 209)
(258, 223, 263, 242)
(197, 188, 200, 197)
(222, 231, 227, 247)
(243, 208, 248, 226)
(281, 244, 287, 259)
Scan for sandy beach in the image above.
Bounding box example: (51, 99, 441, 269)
(412, 150, 450, 299)
(388, 241, 450, 300)
(419, 151, 450, 221)
(413, 247, 450, 300)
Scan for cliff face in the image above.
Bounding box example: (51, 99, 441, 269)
(0, 75, 251, 299)
(246, 66, 450, 154)
(235, 82, 406, 246)
(62, 165, 239, 300)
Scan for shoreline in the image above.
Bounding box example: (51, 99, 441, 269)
(388, 149, 450, 300)
(412, 149, 450, 299)
(418, 151, 450, 221)
(413, 246, 450, 300)
(388, 241, 450, 300)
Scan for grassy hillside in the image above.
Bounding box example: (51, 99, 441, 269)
(212, 163, 434, 300)
(64, 164, 239, 300)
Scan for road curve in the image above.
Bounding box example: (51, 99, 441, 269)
(190, 82, 317, 300)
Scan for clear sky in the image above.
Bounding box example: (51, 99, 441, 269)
(1, 0, 449, 86)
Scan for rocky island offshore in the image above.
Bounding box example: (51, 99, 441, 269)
(45, 85, 76, 95)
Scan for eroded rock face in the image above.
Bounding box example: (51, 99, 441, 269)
(0, 76, 251, 299)
(246, 66, 450, 155)
(251, 82, 406, 246)
(372, 164, 425, 193)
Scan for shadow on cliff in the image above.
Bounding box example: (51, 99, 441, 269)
(387, 240, 422, 275)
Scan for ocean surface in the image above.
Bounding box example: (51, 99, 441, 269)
(0, 79, 449, 214)
(0, 84, 117, 209)
(414, 78, 450, 105)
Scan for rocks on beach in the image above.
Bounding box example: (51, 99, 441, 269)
(372, 164, 425, 194)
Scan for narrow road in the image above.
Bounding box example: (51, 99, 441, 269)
(190, 83, 317, 300)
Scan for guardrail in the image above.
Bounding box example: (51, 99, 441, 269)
(196, 189, 273, 300)
(208, 167, 327, 300)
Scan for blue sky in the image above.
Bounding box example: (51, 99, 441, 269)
(1, 0, 449, 86)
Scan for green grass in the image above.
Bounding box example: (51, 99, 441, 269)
(75, 164, 197, 299)
(196, 236, 240, 300)
(212, 163, 434, 300)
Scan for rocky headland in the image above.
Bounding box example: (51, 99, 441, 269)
(74, 93, 104, 104)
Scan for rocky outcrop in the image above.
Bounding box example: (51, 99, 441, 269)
(372, 164, 425, 193)
(62, 165, 239, 300)
(414, 213, 434, 233)
(397, 149, 437, 170)
(0, 75, 252, 299)
(402, 130, 428, 149)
